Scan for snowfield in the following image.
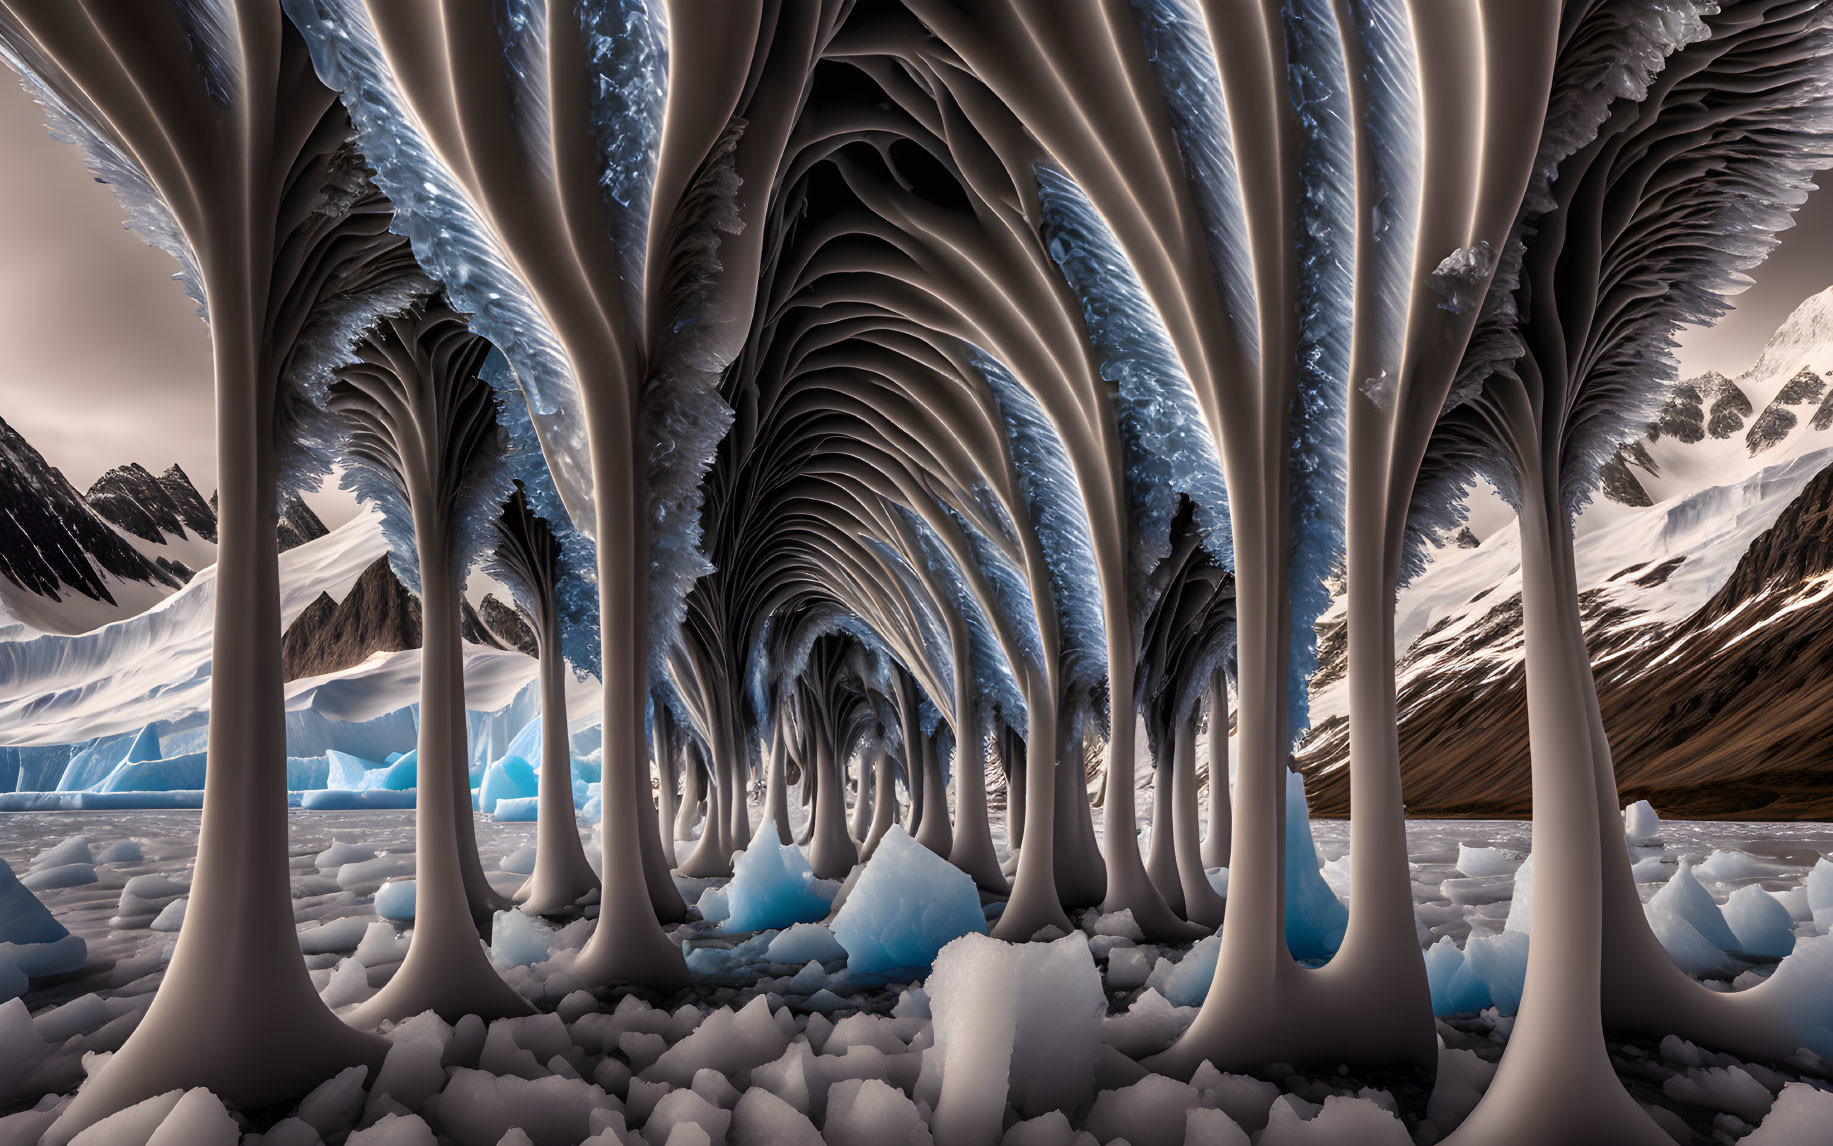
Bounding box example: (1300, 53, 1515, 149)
(3, 805, 1831, 1146)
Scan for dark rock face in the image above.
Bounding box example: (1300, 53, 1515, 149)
(1600, 443, 1655, 507)
(87, 463, 191, 543)
(1814, 385, 1833, 432)
(277, 497, 329, 552)
(479, 594, 538, 657)
(1653, 381, 1707, 443)
(1773, 366, 1825, 406)
(0, 415, 178, 603)
(1454, 527, 1481, 549)
(460, 597, 505, 650)
(159, 464, 217, 542)
(85, 460, 219, 546)
(1696, 459, 1833, 617)
(1704, 374, 1753, 440)
(1300, 459, 1833, 821)
(280, 555, 422, 680)
(1746, 369, 1824, 455)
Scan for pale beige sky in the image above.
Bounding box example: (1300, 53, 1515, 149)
(0, 74, 1826, 526)
(0, 79, 358, 526)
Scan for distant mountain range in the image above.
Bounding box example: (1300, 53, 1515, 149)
(0, 414, 331, 632)
(1301, 287, 1833, 819)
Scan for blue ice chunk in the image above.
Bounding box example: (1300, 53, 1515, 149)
(1464, 931, 1529, 1015)
(1, 857, 73, 946)
(766, 923, 847, 966)
(375, 880, 416, 922)
(698, 885, 731, 924)
(287, 756, 330, 791)
(1723, 885, 1796, 959)
(1150, 933, 1220, 1007)
(57, 732, 135, 792)
(492, 796, 539, 822)
(1443, 953, 1493, 1015)
(1424, 936, 1464, 1016)
(503, 717, 542, 766)
(1650, 859, 1741, 952)
(385, 752, 405, 765)
(95, 752, 206, 793)
(723, 826, 832, 934)
(1285, 769, 1348, 961)
(480, 754, 538, 813)
(377, 750, 418, 791)
(685, 932, 775, 983)
(832, 826, 987, 975)
(0, 856, 86, 992)
(1646, 903, 1738, 977)
(122, 724, 161, 764)
(326, 749, 387, 790)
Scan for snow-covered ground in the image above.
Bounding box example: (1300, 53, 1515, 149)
(3, 803, 1831, 1146)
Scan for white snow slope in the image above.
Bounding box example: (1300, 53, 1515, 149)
(0, 509, 585, 754)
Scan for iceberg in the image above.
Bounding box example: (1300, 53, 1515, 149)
(832, 826, 986, 974)
(1649, 859, 1741, 952)
(723, 826, 833, 934)
(479, 754, 538, 813)
(1284, 769, 1348, 960)
(1723, 885, 1796, 958)
(491, 796, 539, 822)
(0, 856, 87, 1000)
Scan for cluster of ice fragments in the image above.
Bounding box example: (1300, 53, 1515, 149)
(1418, 802, 1833, 1058)
(15, 713, 608, 823)
(8, 796, 1833, 1144)
(2, 839, 100, 1001)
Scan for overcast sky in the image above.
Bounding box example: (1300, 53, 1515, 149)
(0, 77, 1828, 530)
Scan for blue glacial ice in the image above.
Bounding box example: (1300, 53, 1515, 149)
(1422, 930, 1530, 1016)
(374, 879, 417, 922)
(1649, 859, 1742, 951)
(1722, 885, 1796, 958)
(723, 825, 833, 934)
(1, 856, 87, 1001)
(1284, 768, 1348, 961)
(479, 755, 538, 813)
(831, 826, 986, 975)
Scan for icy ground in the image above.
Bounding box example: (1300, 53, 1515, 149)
(3, 811, 1833, 1146)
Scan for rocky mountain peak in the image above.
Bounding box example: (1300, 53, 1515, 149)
(86, 462, 211, 545)
(1747, 367, 1828, 455)
(157, 464, 217, 543)
(0, 415, 179, 605)
(280, 555, 421, 680)
(278, 558, 534, 680)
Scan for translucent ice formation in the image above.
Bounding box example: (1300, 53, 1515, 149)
(831, 826, 986, 974)
(723, 826, 833, 934)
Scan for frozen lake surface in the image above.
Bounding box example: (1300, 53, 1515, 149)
(4, 809, 1832, 1144)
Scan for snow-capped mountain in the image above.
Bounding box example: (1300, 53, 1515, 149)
(86, 462, 217, 549)
(0, 508, 576, 782)
(0, 415, 332, 636)
(0, 415, 192, 635)
(1301, 287, 1833, 820)
(1610, 286, 1833, 516)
